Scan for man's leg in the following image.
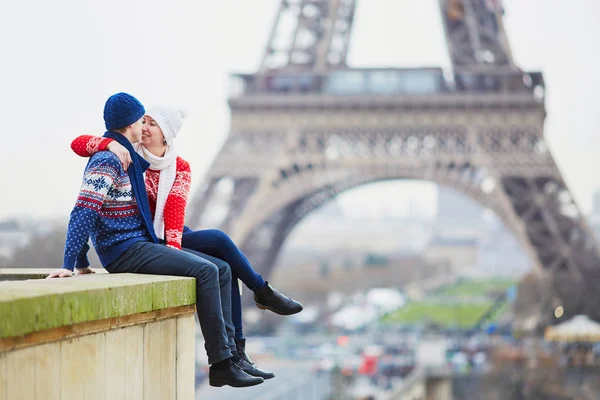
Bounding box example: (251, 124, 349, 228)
(106, 242, 231, 364)
(181, 229, 256, 340)
(182, 248, 237, 355)
(106, 242, 264, 387)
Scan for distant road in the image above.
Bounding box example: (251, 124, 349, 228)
(195, 359, 331, 400)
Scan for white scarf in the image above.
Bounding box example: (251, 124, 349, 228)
(136, 143, 178, 240)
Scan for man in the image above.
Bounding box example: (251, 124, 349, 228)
(46, 92, 263, 388)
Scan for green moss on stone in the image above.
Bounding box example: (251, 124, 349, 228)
(152, 278, 195, 310)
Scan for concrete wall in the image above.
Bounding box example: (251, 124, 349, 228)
(425, 378, 453, 400)
(388, 368, 426, 400)
(0, 272, 197, 400)
(397, 381, 426, 400)
(387, 368, 453, 400)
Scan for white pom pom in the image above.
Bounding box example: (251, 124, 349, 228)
(178, 107, 188, 120)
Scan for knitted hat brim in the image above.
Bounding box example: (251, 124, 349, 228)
(105, 107, 146, 131)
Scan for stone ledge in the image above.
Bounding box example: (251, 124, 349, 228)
(0, 268, 107, 281)
(0, 273, 195, 339)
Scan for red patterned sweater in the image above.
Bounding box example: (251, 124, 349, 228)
(71, 136, 191, 249)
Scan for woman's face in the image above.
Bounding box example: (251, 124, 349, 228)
(141, 116, 165, 149)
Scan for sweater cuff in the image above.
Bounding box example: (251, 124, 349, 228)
(62, 255, 77, 271)
(75, 253, 91, 269)
(166, 242, 181, 250)
(98, 138, 114, 152)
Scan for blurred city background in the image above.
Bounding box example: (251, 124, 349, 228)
(2, 0, 600, 399)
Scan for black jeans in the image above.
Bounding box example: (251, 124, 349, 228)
(105, 241, 235, 365)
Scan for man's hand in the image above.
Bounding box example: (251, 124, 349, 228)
(107, 141, 132, 171)
(46, 268, 73, 279)
(75, 267, 96, 276)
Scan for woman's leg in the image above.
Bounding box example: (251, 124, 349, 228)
(181, 228, 303, 316)
(231, 271, 244, 340)
(182, 228, 265, 291)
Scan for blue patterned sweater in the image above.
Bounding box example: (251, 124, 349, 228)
(62, 152, 152, 270)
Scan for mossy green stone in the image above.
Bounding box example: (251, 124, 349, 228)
(152, 278, 196, 310)
(0, 273, 195, 339)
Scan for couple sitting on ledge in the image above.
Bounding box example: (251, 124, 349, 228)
(47, 92, 303, 388)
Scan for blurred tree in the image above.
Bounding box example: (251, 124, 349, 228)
(552, 269, 600, 324)
(364, 253, 389, 267)
(512, 273, 557, 335)
(513, 271, 600, 334)
(6, 224, 100, 269)
(319, 261, 330, 277)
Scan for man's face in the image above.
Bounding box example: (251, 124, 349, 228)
(131, 118, 144, 143)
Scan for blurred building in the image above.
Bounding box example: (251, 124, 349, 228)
(593, 192, 600, 214)
(283, 209, 433, 255)
(590, 191, 600, 243)
(430, 187, 530, 278)
(423, 236, 479, 277)
(271, 254, 442, 299)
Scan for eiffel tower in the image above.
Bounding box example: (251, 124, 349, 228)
(187, 0, 599, 293)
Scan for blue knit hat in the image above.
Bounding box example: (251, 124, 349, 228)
(103, 92, 145, 131)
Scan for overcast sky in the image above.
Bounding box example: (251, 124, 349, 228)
(0, 0, 598, 221)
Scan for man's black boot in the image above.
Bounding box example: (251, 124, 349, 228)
(254, 282, 303, 316)
(235, 338, 275, 380)
(209, 358, 264, 387)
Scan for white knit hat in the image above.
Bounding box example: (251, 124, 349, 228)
(145, 105, 186, 146)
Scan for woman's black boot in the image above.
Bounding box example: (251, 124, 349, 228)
(254, 282, 303, 316)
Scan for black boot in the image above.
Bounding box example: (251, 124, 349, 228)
(235, 338, 275, 380)
(254, 282, 303, 316)
(209, 359, 264, 387)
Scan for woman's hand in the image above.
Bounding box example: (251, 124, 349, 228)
(107, 141, 132, 171)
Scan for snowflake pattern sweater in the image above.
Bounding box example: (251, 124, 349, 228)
(71, 135, 192, 249)
(63, 152, 152, 270)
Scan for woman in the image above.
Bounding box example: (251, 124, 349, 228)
(71, 105, 303, 379)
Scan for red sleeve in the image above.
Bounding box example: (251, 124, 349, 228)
(71, 135, 114, 157)
(164, 158, 192, 249)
